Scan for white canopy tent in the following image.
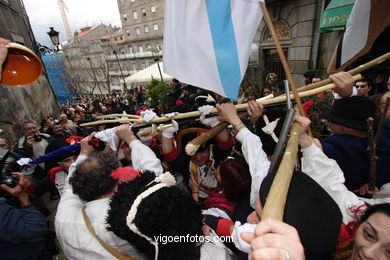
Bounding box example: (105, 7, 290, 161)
(124, 62, 173, 86)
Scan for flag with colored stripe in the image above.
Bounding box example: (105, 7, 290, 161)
(163, 0, 263, 100)
(327, 0, 390, 73)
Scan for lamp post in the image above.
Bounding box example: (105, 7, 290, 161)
(112, 49, 127, 92)
(154, 58, 164, 82)
(146, 47, 164, 82)
(47, 27, 60, 52)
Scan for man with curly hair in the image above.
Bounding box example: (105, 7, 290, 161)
(55, 125, 162, 259)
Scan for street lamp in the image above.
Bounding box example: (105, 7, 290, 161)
(154, 58, 164, 82)
(47, 27, 60, 51)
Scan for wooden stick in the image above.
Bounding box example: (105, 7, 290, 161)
(375, 97, 390, 146)
(79, 75, 361, 127)
(96, 114, 141, 119)
(259, 1, 309, 137)
(261, 121, 301, 220)
(137, 124, 173, 137)
(298, 52, 390, 93)
(367, 117, 377, 192)
(80, 118, 142, 127)
(185, 112, 248, 156)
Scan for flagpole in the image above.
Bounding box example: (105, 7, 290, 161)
(259, 1, 312, 136)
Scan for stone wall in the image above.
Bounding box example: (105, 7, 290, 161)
(0, 75, 59, 146)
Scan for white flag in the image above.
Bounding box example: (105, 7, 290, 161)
(163, 0, 263, 100)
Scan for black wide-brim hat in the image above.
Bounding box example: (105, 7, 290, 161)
(320, 96, 375, 131)
(260, 170, 342, 256)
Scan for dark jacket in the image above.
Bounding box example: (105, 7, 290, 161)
(0, 198, 47, 260)
(321, 121, 390, 190)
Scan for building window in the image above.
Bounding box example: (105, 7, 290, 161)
(144, 25, 149, 33)
(151, 6, 156, 15)
(135, 27, 141, 35)
(153, 23, 159, 31)
(141, 8, 146, 16)
(123, 14, 127, 21)
(125, 29, 130, 36)
(156, 44, 162, 51)
(133, 10, 138, 20)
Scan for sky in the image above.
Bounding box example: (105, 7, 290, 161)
(23, 0, 121, 48)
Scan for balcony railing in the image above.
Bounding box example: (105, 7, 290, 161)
(106, 50, 163, 61)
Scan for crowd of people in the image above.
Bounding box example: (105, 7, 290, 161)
(1, 35, 390, 260)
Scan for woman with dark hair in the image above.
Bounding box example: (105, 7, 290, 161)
(260, 86, 271, 98)
(350, 203, 390, 260)
(198, 156, 252, 224)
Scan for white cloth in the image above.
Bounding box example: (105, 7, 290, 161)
(140, 110, 158, 122)
(199, 105, 220, 127)
(202, 207, 231, 221)
(55, 170, 67, 196)
(161, 120, 179, 138)
(231, 221, 256, 254)
(128, 139, 163, 176)
(55, 155, 146, 260)
(94, 128, 119, 152)
(301, 143, 390, 224)
(17, 158, 35, 176)
(164, 112, 179, 118)
(236, 128, 270, 209)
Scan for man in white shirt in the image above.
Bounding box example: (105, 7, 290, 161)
(55, 125, 162, 259)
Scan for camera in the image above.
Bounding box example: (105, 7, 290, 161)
(0, 149, 19, 188)
(32, 133, 43, 142)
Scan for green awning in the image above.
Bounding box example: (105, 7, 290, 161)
(319, 0, 355, 33)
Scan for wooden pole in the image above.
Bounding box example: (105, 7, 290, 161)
(96, 114, 141, 119)
(367, 117, 377, 192)
(185, 112, 248, 156)
(261, 120, 301, 220)
(374, 97, 390, 145)
(298, 52, 390, 93)
(259, 1, 311, 136)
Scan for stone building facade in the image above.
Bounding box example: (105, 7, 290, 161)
(61, 24, 118, 96)
(252, 0, 341, 87)
(114, 0, 164, 90)
(0, 0, 59, 143)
